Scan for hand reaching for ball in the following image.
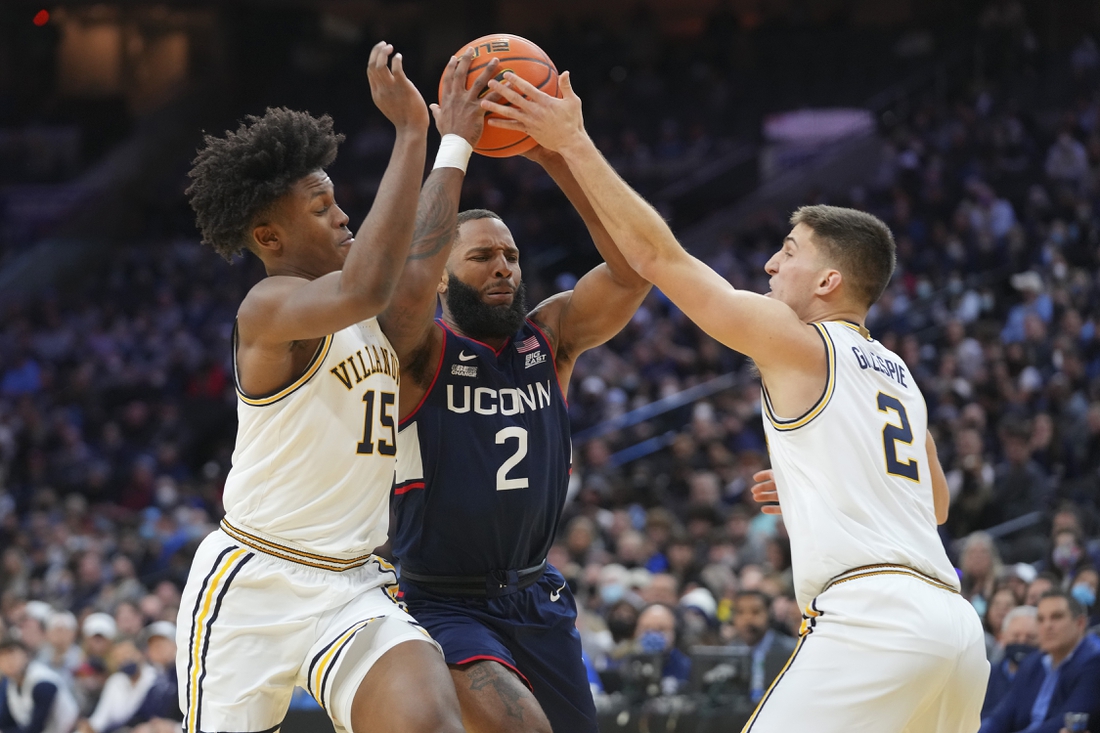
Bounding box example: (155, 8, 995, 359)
(366, 41, 429, 133)
(433, 50, 500, 148)
(481, 71, 587, 154)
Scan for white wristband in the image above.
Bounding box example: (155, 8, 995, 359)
(432, 134, 474, 172)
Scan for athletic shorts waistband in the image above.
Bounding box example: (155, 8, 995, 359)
(219, 519, 382, 573)
(823, 563, 960, 595)
(400, 560, 547, 598)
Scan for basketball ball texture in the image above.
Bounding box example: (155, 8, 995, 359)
(441, 34, 559, 158)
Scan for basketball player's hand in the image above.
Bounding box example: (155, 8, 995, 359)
(482, 71, 587, 154)
(751, 469, 782, 515)
(432, 50, 500, 147)
(367, 41, 429, 132)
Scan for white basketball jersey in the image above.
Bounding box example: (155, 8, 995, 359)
(762, 321, 959, 608)
(222, 317, 400, 560)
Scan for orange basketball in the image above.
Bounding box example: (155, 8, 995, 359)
(441, 34, 560, 158)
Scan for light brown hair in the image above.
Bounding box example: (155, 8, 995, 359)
(790, 205, 896, 308)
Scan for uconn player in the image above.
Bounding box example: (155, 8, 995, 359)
(380, 56, 650, 733)
(487, 74, 988, 732)
(175, 45, 472, 733)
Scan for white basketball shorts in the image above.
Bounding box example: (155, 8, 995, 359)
(176, 524, 441, 733)
(741, 564, 988, 733)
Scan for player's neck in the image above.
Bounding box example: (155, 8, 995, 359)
(441, 315, 509, 351)
(801, 303, 866, 329)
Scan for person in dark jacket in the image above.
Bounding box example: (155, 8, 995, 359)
(979, 591, 1100, 733)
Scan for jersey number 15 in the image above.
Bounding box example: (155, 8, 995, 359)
(357, 390, 397, 456)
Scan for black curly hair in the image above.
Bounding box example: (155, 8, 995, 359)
(186, 107, 345, 261)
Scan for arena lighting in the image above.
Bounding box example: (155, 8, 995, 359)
(33, 9, 50, 26)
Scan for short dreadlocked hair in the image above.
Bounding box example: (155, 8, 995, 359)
(187, 107, 345, 260)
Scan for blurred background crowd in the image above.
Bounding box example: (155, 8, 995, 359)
(1, 0, 1099, 730)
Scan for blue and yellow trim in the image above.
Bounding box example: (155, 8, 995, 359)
(220, 519, 373, 572)
(740, 632, 808, 732)
(836, 319, 872, 340)
(232, 320, 333, 407)
(307, 617, 381, 709)
(184, 546, 253, 733)
(824, 563, 958, 594)
(762, 322, 837, 431)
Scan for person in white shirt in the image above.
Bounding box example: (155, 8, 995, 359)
(0, 638, 79, 733)
(77, 641, 155, 733)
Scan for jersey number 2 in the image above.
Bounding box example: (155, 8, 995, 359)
(876, 392, 919, 481)
(357, 390, 396, 456)
(495, 427, 529, 491)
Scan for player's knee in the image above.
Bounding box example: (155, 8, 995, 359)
(350, 686, 464, 733)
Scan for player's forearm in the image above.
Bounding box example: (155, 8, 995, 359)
(379, 166, 463, 354)
(536, 151, 647, 290)
(557, 135, 684, 282)
(342, 127, 428, 314)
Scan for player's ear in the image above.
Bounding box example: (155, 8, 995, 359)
(438, 269, 449, 294)
(252, 223, 281, 255)
(817, 268, 843, 298)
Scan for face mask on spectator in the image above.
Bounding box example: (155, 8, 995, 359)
(119, 661, 139, 677)
(1071, 584, 1095, 608)
(608, 617, 635, 641)
(1003, 643, 1038, 665)
(1053, 545, 1081, 570)
(638, 631, 669, 654)
(600, 583, 625, 605)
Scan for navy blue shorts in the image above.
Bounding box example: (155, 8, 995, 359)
(400, 564, 598, 733)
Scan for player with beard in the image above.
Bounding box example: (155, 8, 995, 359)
(378, 57, 650, 733)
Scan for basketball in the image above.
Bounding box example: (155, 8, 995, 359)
(441, 33, 560, 158)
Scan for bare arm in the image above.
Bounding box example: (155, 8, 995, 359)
(927, 432, 949, 525)
(239, 42, 429, 346)
(378, 51, 499, 375)
(525, 147, 650, 365)
(481, 73, 821, 372)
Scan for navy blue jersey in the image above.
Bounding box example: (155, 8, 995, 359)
(392, 319, 571, 576)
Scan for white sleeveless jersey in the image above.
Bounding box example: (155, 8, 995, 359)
(762, 321, 959, 608)
(6, 661, 79, 733)
(222, 317, 400, 562)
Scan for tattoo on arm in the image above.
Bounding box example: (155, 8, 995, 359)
(408, 173, 459, 261)
(465, 663, 528, 723)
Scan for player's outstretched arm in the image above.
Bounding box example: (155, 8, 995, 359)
(523, 146, 650, 371)
(379, 52, 499, 380)
(482, 72, 820, 371)
(239, 42, 428, 346)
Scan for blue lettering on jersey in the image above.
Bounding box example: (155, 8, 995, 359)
(850, 345, 908, 388)
(391, 320, 571, 576)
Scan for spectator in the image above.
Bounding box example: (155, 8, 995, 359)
(1069, 567, 1099, 629)
(1045, 132, 1090, 188)
(961, 532, 1004, 617)
(0, 638, 80, 733)
(727, 590, 798, 705)
(78, 617, 114, 671)
(1040, 530, 1094, 588)
(979, 591, 1100, 733)
(985, 587, 1020, 661)
(77, 640, 156, 733)
(983, 605, 1039, 717)
(631, 604, 691, 691)
(1027, 575, 1058, 607)
(127, 622, 180, 733)
(37, 613, 83, 682)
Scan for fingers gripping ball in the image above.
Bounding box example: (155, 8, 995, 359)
(441, 34, 559, 158)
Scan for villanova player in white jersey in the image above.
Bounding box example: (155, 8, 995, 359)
(175, 44, 466, 733)
(486, 73, 989, 732)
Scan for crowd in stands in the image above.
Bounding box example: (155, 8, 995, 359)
(1, 6, 1100, 729)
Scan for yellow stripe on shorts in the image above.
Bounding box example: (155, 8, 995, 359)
(185, 547, 250, 733)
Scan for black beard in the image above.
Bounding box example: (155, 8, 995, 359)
(445, 274, 528, 341)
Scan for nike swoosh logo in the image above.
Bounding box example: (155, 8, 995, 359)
(550, 582, 567, 602)
(458, 351, 477, 362)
